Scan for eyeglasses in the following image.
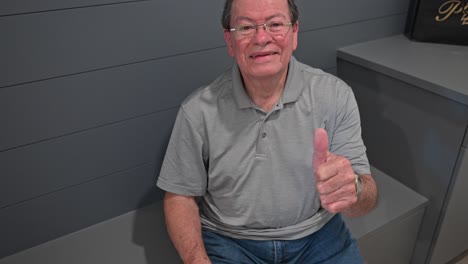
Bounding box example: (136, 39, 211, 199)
(229, 21, 293, 39)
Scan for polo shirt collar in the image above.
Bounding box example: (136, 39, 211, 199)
(232, 63, 252, 109)
(282, 56, 304, 104)
(231, 56, 304, 109)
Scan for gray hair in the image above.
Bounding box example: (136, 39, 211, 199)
(221, 0, 299, 29)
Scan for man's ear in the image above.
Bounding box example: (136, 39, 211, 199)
(292, 21, 299, 51)
(224, 30, 235, 57)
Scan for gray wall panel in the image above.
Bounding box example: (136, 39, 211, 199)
(296, 0, 409, 32)
(0, 0, 146, 16)
(295, 14, 406, 70)
(2, 10, 407, 153)
(0, 108, 177, 209)
(0, 0, 226, 87)
(1, 0, 409, 23)
(0, 1, 410, 88)
(0, 48, 231, 151)
(0, 162, 163, 259)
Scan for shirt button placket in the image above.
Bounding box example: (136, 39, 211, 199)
(256, 117, 268, 156)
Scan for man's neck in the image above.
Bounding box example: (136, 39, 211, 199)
(242, 69, 288, 113)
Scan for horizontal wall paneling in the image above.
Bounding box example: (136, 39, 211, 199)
(0, 47, 232, 151)
(0, 108, 177, 209)
(0, 162, 164, 259)
(0, 0, 148, 16)
(0, 0, 226, 87)
(296, 0, 409, 32)
(295, 14, 406, 70)
(1, 0, 409, 88)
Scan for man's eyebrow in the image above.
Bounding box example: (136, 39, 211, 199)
(234, 13, 288, 24)
(265, 13, 288, 21)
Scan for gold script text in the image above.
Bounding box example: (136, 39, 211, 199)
(435, 0, 468, 25)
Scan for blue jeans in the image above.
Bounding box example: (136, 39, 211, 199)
(202, 214, 363, 264)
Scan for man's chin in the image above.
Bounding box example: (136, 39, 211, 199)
(246, 70, 284, 80)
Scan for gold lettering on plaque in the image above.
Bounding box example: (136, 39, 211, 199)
(436, 0, 468, 25)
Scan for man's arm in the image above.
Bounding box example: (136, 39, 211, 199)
(163, 192, 211, 264)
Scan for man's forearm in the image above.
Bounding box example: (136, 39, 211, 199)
(342, 174, 378, 217)
(164, 192, 211, 264)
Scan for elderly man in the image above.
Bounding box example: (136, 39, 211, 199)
(157, 0, 378, 263)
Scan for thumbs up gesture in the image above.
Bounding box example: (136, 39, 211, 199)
(313, 128, 359, 214)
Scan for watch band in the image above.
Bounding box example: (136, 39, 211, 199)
(355, 174, 362, 199)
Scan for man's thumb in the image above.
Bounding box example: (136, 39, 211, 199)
(313, 128, 329, 170)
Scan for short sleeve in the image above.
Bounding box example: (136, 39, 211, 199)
(156, 106, 208, 196)
(329, 82, 371, 176)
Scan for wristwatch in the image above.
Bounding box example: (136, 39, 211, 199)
(355, 174, 363, 199)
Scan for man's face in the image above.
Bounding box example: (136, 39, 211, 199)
(224, 0, 298, 82)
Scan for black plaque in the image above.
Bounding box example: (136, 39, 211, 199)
(405, 0, 468, 45)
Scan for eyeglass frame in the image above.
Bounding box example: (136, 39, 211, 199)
(228, 21, 294, 38)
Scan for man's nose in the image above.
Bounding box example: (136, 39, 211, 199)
(253, 24, 272, 44)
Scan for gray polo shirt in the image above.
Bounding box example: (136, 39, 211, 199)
(157, 57, 370, 240)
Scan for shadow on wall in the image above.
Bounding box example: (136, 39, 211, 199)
(350, 70, 429, 261)
(132, 190, 182, 264)
(355, 74, 417, 189)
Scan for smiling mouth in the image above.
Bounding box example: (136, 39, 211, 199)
(250, 52, 278, 59)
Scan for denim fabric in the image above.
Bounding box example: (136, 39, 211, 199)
(202, 214, 363, 264)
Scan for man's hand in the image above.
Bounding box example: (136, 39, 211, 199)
(313, 128, 358, 214)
